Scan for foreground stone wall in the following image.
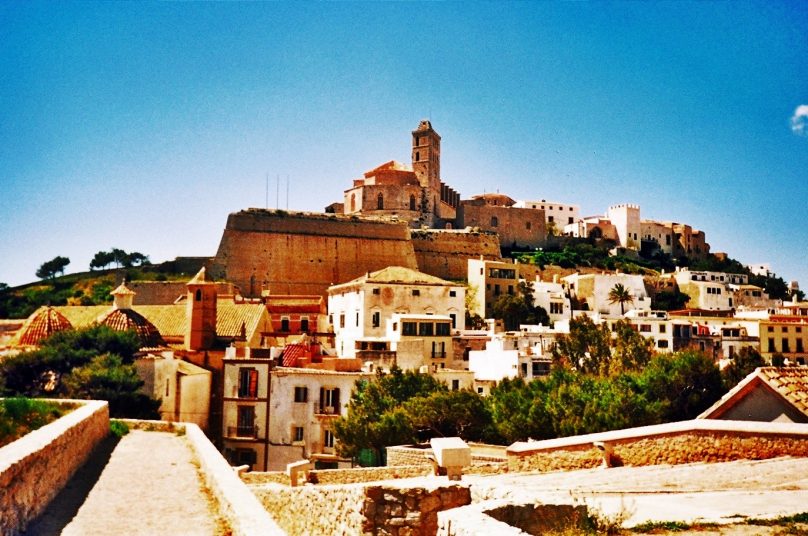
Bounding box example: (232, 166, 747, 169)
(211, 209, 418, 297)
(0, 400, 108, 536)
(411, 229, 501, 281)
(437, 500, 590, 536)
(253, 481, 471, 536)
(507, 420, 808, 473)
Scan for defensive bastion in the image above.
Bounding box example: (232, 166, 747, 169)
(210, 209, 502, 297)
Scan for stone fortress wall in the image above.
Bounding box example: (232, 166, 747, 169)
(210, 209, 419, 297)
(210, 209, 509, 296)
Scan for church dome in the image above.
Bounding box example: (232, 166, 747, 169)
(18, 306, 73, 346)
(97, 308, 164, 348)
(471, 193, 516, 207)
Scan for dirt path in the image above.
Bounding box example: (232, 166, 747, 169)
(28, 430, 228, 536)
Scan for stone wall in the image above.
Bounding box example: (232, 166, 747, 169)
(0, 400, 109, 536)
(437, 500, 591, 536)
(253, 481, 471, 536)
(210, 209, 418, 297)
(456, 203, 547, 250)
(411, 229, 501, 282)
(507, 419, 808, 473)
(387, 444, 507, 473)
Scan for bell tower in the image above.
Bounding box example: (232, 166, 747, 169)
(185, 267, 217, 351)
(412, 120, 441, 192)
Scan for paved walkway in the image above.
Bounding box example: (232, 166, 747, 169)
(28, 430, 226, 536)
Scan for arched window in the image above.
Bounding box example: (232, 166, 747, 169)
(409, 194, 416, 211)
(350, 194, 356, 212)
(491, 216, 498, 227)
(415, 151, 420, 162)
(377, 193, 384, 210)
(195, 289, 202, 301)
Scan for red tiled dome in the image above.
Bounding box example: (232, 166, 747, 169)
(97, 308, 164, 347)
(18, 306, 73, 346)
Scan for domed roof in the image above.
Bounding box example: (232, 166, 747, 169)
(97, 308, 164, 347)
(471, 193, 516, 207)
(18, 306, 73, 346)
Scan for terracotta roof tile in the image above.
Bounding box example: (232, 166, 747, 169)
(97, 308, 165, 347)
(757, 367, 808, 416)
(17, 306, 73, 346)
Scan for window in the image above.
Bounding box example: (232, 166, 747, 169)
(339, 314, 345, 328)
(329, 314, 333, 325)
(319, 387, 341, 414)
(526, 221, 531, 230)
(280, 317, 290, 332)
(568, 217, 573, 224)
(412, 289, 420, 296)
(294, 386, 308, 403)
(238, 368, 258, 398)
(323, 429, 335, 449)
(783, 340, 791, 353)
(507, 285, 514, 295)
(165, 378, 170, 397)
(300, 318, 309, 333)
(532, 361, 550, 377)
(550, 303, 563, 315)
(477, 387, 484, 394)
(451, 379, 460, 391)
(410, 194, 416, 211)
(797, 339, 804, 353)
(659, 324, 667, 334)
(236, 406, 256, 437)
(658, 340, 669, 349)
(639, 325, 651, 333)
(377, 193, 384, 210)
(372, 288, 380, 295)
(356, 311, 359, 326)
(415, 151, 420, 161)
(548, 216, 554, 223)
(402, 322, 417, 335)
(768, 339, 775, 352)
(449, 290, 456, 297)
(195, 289, 202, 301)
(491, 216, 498, 227)
(494, 284, 501, 296)
(293, 426, 304, 442)
(449, 313, 457, 328)
(372, 311, 380, 328)
(419, 322, 434, 336)
(436, 322, 451, 336)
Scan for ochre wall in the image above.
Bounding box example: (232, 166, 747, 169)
(411, 230, 501, 282)
(211, 210, 418, 297)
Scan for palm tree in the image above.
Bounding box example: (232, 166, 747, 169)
(608, 283, 634, 315)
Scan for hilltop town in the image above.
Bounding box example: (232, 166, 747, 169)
(2, 121, 808, 535)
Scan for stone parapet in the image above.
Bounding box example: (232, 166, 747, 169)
(253, 480, 470, 536)
(183, 423, 284, 536)
(507, 419, 808, 473)
(0, 399, 108, 536)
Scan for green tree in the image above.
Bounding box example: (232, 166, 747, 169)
(491, 281, 549, 330)
(0, 325, 157, 418)
(551, 315, 612, 375)
(403, 389, 497, 442)
(62, 354, 160, 418)
(90, 251, 115, 270)
(610, 320, 655, 375)
(652, 288, 690, 311)
(333, 367, 445, 464)
(36, 256, 70, 280)
(487, 377, 553, 442)
(638, 351, 725, 422)
(608, 283, 634, 315)
(721, 347, 765, 389)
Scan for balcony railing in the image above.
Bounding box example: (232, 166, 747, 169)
(314, 402, 341, 416)
(227, 425, 259, 439)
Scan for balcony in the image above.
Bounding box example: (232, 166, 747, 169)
(227, 425, 259, 439)
(314, 402, 341, 416)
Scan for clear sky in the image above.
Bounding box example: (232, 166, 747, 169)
(1, 1, 806, 289)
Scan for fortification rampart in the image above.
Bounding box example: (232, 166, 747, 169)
(211, 209, 418, 297)
(411, 229, 501, 281)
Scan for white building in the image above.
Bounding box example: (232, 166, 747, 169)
(328, 266, 465, 358)
(468, 328, 555, 386)
(136, 351, 211, 431)
(513, 199, 580, 231)
(623, 310, 675, 353)
(672, 269, 746, 311)
(531, 277, 571, 324)
(562, 272, 651, 317)
(266, 367, 371, 471)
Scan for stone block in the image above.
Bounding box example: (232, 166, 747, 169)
(430, 437, 471, 470)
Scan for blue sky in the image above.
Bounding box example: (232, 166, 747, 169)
(1, 1, 806, 289)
